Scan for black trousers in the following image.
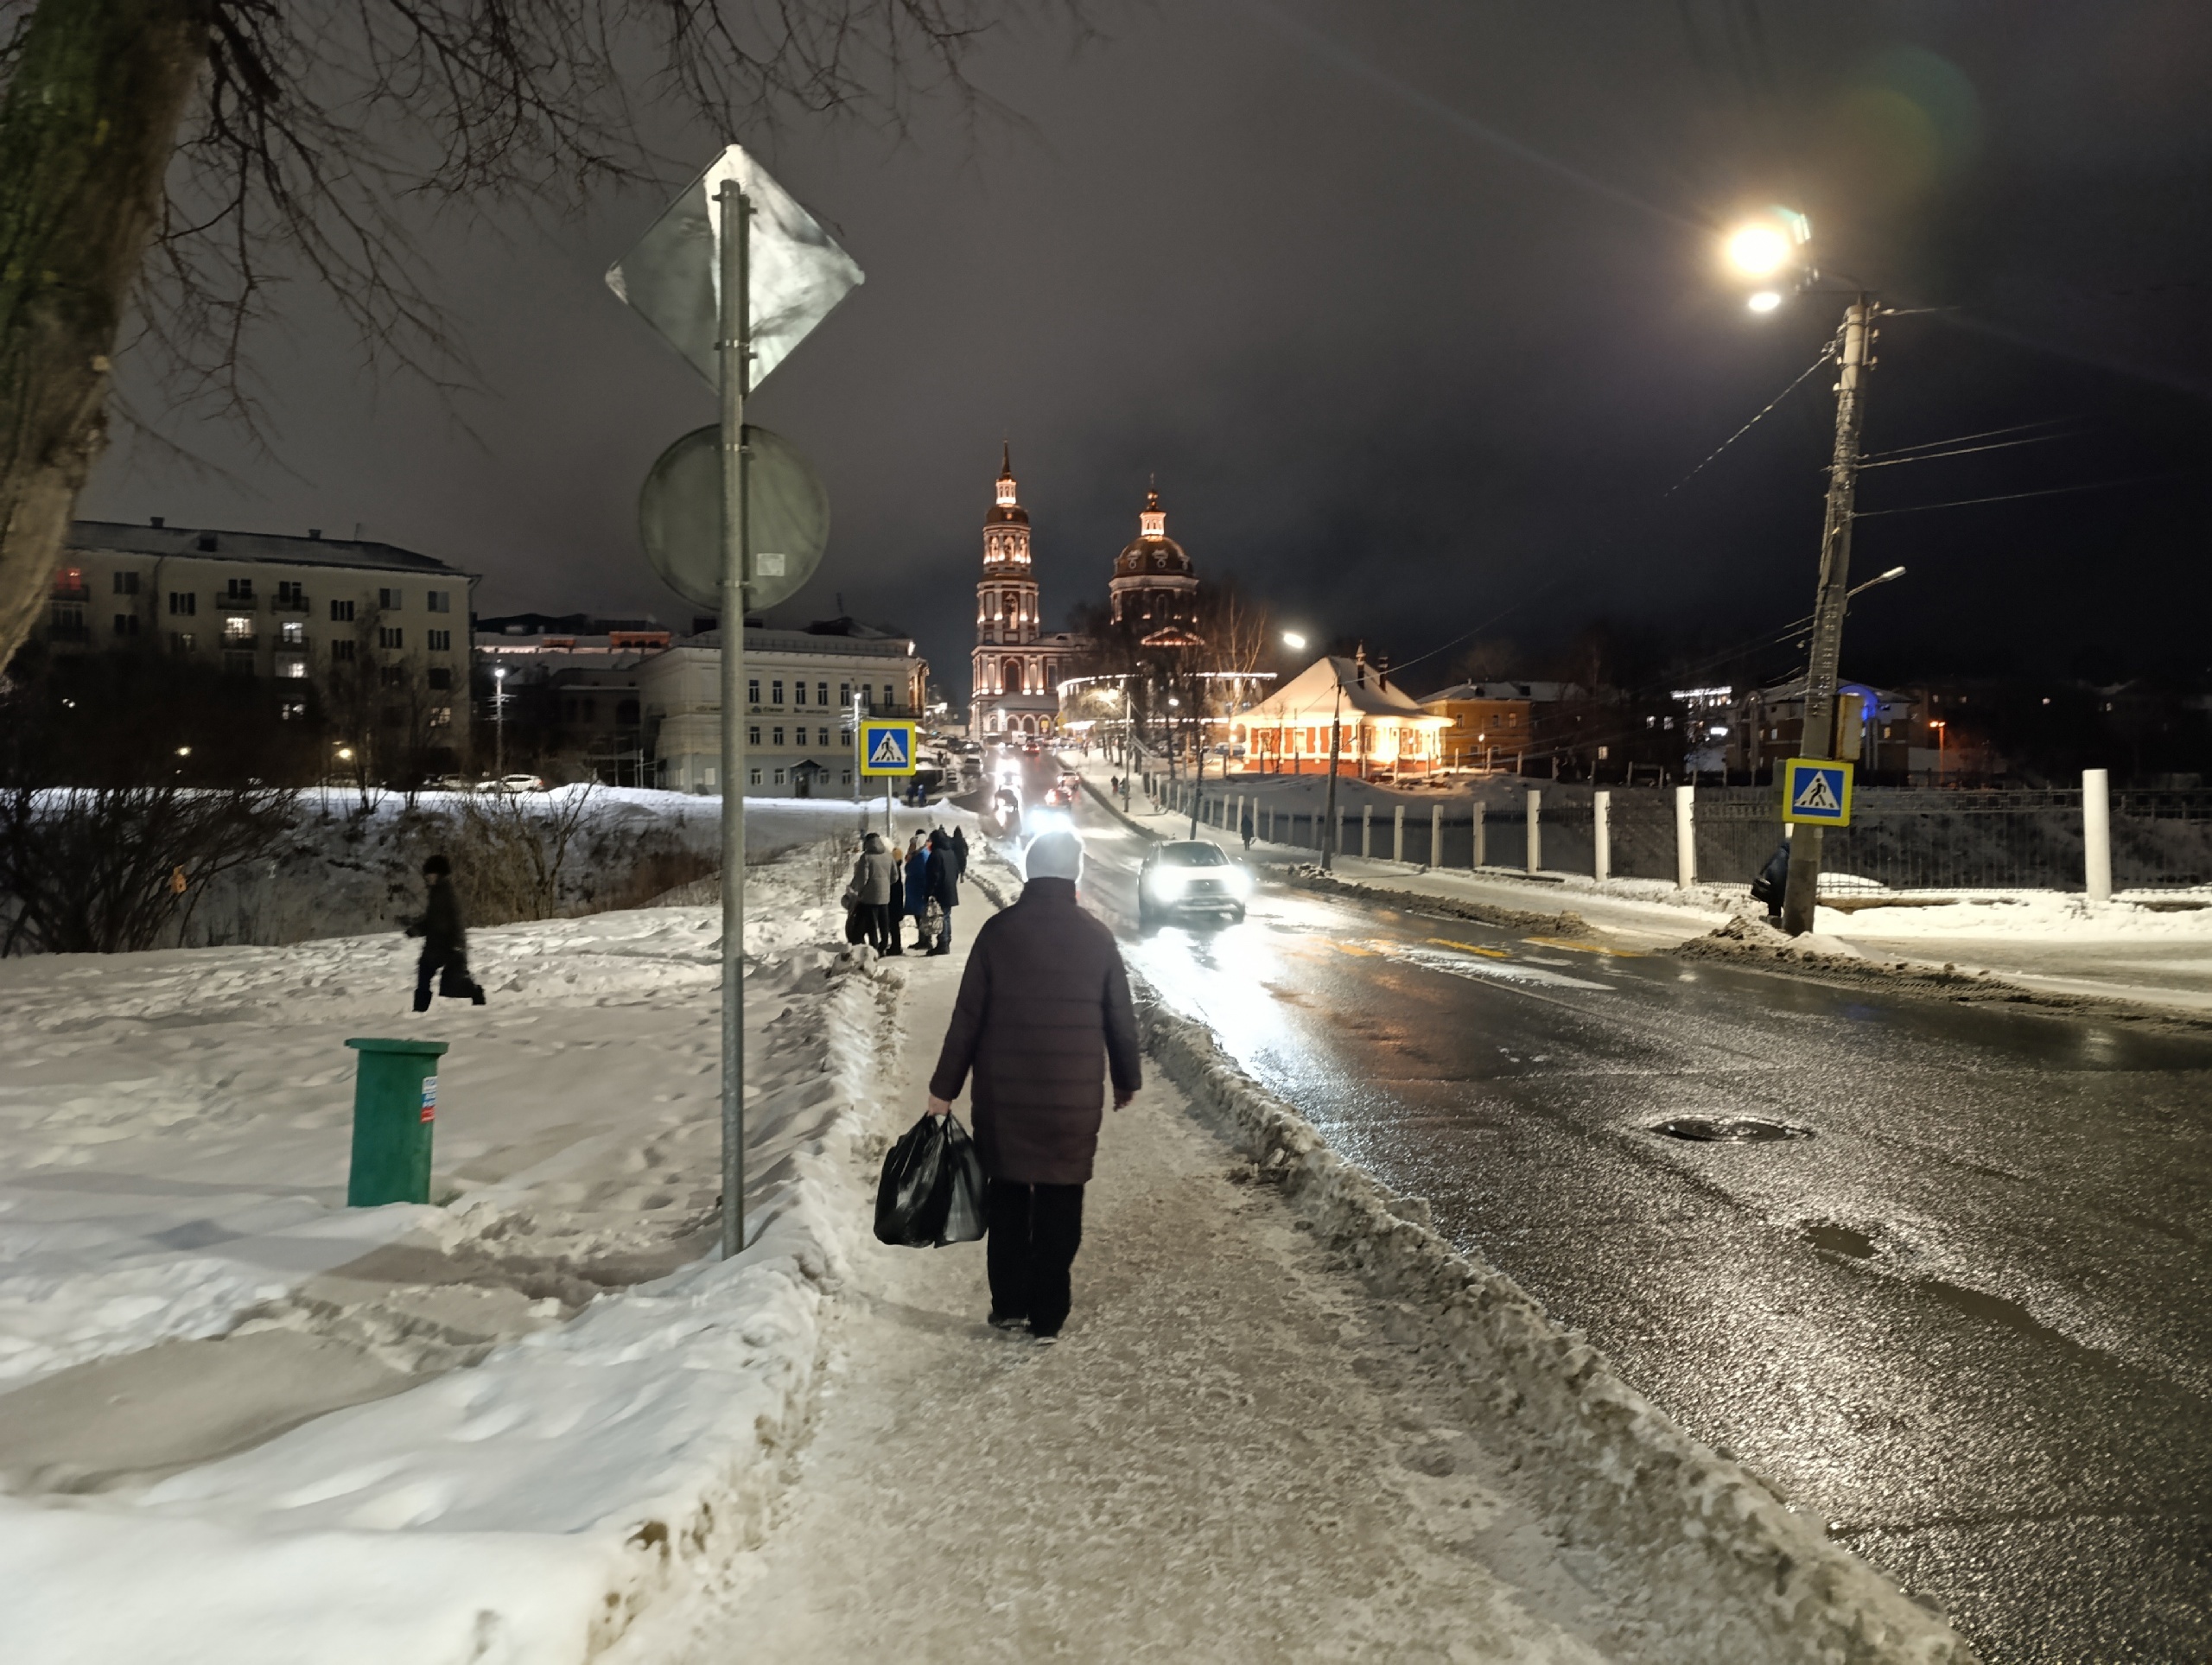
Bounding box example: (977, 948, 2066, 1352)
(985, 1178, 1084, 1335)
(413, 945, 479, 1011)
(864, 902, 895, 951)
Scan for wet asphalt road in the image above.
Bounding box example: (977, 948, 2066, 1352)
(995, 758, 2212, 1662)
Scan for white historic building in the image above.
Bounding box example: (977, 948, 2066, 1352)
(969, 448, 1085, 738)
(639, 620, 927, 796)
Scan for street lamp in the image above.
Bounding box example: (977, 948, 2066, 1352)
(1281, 631, 1307, 651)
(1719, 207, 1877, 935)
(493, 665, 509, 778)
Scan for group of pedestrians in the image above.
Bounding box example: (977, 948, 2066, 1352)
(849, 823, 967, 956)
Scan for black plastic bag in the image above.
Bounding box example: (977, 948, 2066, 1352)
(874, 1112, 988, 1248)
(1750, 841, 1790, 912)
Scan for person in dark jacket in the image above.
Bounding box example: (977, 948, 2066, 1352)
(1240, 799, 1255, 850)
(885, 836, 907, 955)
(903, 831, 933, 949)
(407, 854, 486, 1012)
(950, 824, 969, 880)
(1750, 838, 1790, 923)
(927, 830, 1141, 1342)
(925, 828, 961, 956)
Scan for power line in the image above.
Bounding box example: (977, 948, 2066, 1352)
(1858, 418, 2072, 463)
(1662, 340, 1836, 498)
(1853, 474, 2184, 519)
(1856, 430, 2077, 470)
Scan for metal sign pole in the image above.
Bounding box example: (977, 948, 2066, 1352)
(717, 181, 752, 1261)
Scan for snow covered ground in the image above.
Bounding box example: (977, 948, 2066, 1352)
(0, 833, 913, 1662)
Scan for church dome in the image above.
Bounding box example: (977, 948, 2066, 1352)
(1113, 487, 1191, 577)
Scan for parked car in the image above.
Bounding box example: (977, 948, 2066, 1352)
(475, 773, 546, 793)
(1137, 840, 1251, 927)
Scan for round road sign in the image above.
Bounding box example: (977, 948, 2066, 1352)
(639, 423, 829, 613)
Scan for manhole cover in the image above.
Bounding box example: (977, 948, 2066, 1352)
(1650, 1116, 1811, 1143)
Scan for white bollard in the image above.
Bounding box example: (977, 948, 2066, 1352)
(1593, 790, 1611, 883)
(1472, 802, 1485, 868)
(1526, 789, 1542, 874)
(1430, 804, 1441, 871)
(2083, 767, 2113, 901)
(1675, 785, 1696, 889)
(1393, 804, 1405, 863)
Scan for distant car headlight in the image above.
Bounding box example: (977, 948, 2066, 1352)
(1145, 867, 1188, 895)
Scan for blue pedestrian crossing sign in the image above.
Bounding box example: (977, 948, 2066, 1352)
(859, 719, 916, 778)
(1782, 757, 1853, 826)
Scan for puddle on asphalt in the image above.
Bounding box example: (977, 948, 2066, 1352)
(1650, 1116, 1812, 1142)
(1802, 1221, 1876, 1258)
(1916, 1278, 2064, 1342)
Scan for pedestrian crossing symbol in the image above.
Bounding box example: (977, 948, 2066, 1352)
(860, 719, 916, 778)
(1782, 757, 1853, 826)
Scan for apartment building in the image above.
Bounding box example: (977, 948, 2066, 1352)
(639, 618, 928, 796)
(41, 519, 479, 772)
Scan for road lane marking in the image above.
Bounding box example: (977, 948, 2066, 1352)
(1521, 936, 1644, 958)
(1424, 938, 1510, 959)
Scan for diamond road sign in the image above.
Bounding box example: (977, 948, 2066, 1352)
(860, 720, 916, 778)
(607, 144, 864, 390)
(1781, 758, 1853, 826)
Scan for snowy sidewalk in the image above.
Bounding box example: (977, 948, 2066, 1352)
(619, 886, 1631, 1663)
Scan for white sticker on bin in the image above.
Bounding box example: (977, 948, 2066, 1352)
(420, 1077, 438, 1123)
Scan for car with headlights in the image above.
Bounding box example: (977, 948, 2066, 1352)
(1137, 840, 1250, 926)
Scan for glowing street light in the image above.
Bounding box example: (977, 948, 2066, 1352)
(1747, 289, 1783, 314)
(1281, 631, 1307, 651)
(1725, 221, 1795, 278)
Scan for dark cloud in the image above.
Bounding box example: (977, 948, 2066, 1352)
(83, 0, 2212, 695)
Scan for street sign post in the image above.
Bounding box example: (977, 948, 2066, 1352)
(1781, 757, 1853, 827)
(609, 145, 862, 1262)
(861, 718, 916, 835)
(860, 720, 917, 777)
(639, 423, 830, 613)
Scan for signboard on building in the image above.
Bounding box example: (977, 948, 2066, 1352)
(860, 720, 916, 778)
(1781, 757, 1853, 826)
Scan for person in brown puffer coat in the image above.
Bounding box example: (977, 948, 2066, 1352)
(925, 830, 1140, 1342)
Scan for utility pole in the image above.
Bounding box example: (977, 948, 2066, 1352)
(1321, 678, 1344, 870)
(715, 180, 753, 1261)
(1780, 297, 1874, 936)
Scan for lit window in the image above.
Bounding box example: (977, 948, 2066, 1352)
(429, 707, 452, 727)
(281, 620, 306, 645)
(276, 658, 308, 679)
(223, 614, 254, 641)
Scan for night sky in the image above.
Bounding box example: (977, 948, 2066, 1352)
(80, 0, 2212, 700)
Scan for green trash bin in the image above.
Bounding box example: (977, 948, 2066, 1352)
(345, 1037, 449, 1206)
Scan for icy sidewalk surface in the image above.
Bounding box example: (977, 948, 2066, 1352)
(0, 836, 904, 1662)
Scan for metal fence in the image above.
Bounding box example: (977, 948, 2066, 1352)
(1170, 776, 2212, 893)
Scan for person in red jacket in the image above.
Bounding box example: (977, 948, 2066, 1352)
(925, 830, 1141, 1342)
